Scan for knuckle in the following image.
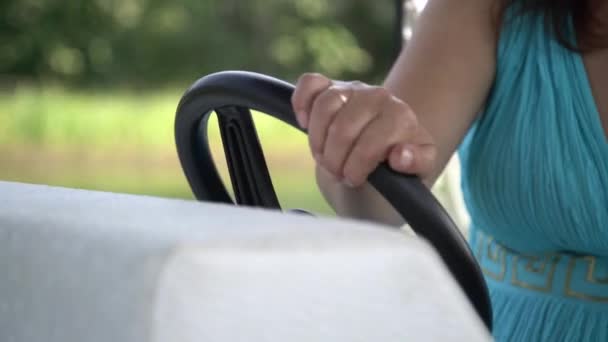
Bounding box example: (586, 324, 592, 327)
(385, 110, 402, 126)
(323, 156, 342, 175)
(347, 173, 365, 186)
(301, 72, 323, 82)
(328, 122, 354, 143)
(350, 165, 372, 185)
(356, 145, 379, 165)
(294, 73, 324, 102)
(342, 162, 362, 183)
(295, 74, 308, 88)
(396, 106, 418, 133)
(392, 97, 410, 112)
(370, 86, 391, 101)
(350, 80, 366, 88)
(404, 112, 419, 132)
(296, 73, 329, 92)
(320, 87, 345, 107)
(379, 111, 411, 140)
(324, 86, 341, 97)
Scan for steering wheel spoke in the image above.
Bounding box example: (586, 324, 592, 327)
(215, 106, 281, 209)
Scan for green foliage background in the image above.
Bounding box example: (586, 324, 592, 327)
(1, 0, 396, 86)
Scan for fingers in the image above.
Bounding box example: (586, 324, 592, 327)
(341, 98, 419, 186)
(293, 72, 438, 188)
(321, 86, 389, 177)
(307, 85, 352, 161)
(387, 129, 437, 176)
(291, 73, 333, 129)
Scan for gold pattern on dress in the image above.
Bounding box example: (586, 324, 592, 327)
(511, 254, 560, 292)
(583, 256, 608, 284)
(477, 233, 506, 281)
(476, 230, 608, 302)
(565, 256, 608, 302)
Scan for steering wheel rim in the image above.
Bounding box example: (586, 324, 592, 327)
(174, 70, 492, 331)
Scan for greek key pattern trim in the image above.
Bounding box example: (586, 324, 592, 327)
(476, 231, 608, 302)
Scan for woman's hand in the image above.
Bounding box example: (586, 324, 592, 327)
(287, 0, 495, 224)
(291, 73, 438, 188)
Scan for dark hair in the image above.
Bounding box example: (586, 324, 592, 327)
(498, 0, 606, 52)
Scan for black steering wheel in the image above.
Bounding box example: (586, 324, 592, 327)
(174, 70, 492, 331)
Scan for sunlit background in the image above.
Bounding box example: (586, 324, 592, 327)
(1, 0, 469, 228)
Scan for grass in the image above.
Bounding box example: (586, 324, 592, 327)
(0, 85, 306, 150)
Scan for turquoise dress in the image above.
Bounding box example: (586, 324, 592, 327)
(458, 7, 608, 342)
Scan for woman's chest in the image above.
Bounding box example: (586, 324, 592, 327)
(461, 51, 608, 253)
(460, 9, 608, 253)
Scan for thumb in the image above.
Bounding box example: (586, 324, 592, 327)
(387, 143, 437, 177)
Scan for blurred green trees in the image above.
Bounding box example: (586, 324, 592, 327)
(0, 0, 409, 216)
(1, 0, 396, 88)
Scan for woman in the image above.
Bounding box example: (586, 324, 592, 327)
(291, 0, 607, 340)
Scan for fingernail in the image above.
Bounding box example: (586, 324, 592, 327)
(400, 148, 414, 169)
(296, 110, 308, 128)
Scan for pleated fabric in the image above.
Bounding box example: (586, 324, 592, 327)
(486, 278, 608, 341)
(458, 6, 608, 342)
